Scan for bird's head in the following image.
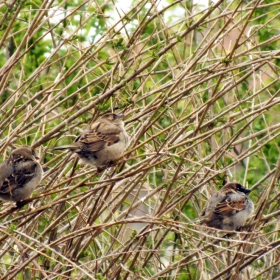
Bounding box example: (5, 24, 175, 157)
(10, 146, 39, 161)
(220, 182, 251, 195)
(101, 113, 125, 124)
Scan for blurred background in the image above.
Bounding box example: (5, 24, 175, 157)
(0, 0, 280, 279)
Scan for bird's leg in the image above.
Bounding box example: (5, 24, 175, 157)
(16, 201, 26, 208)
(96, 166, 106, 173)
(15, 197, 33, 208)
(95, 160, 117, 173)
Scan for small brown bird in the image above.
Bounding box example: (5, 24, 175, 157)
(54, 113, 130, 170)
(201, 182, 254, 231)
(0, 146, 43, 203)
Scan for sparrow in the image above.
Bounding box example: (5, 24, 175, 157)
(200, 182, 254, 231)
(0, 146, 43, 203)
(53, 113, 130, 170)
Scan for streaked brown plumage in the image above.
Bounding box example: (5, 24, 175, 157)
(53, 113, 130, 169)
(0, 146, 43, 202)
(201, 182, 254, 230)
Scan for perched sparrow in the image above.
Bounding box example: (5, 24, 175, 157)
(0, 146, 43, 203)
(54, 113, 130, 170)
(201, 182, 254, 230)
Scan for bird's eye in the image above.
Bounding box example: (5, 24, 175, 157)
(236, 184, 243, 190)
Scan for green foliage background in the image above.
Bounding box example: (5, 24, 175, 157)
(0, 0, 280, 279)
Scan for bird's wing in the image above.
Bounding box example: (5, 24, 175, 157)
(78, 121, 122, 152)
(201, 192, 225, 217)
(214, 196, 246, 215)
(0, 161, 37, 195)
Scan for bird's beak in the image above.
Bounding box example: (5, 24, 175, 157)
(240, 186, 251, 194)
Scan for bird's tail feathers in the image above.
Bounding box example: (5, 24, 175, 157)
(53, 145, 80, 151)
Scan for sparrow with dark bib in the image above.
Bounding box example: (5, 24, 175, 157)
(201, 182, 254, 231)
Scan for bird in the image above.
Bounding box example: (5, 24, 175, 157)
(0, 146, 43, 203)
(53, 113, 130, 170)
(200, 182, 254, 231)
